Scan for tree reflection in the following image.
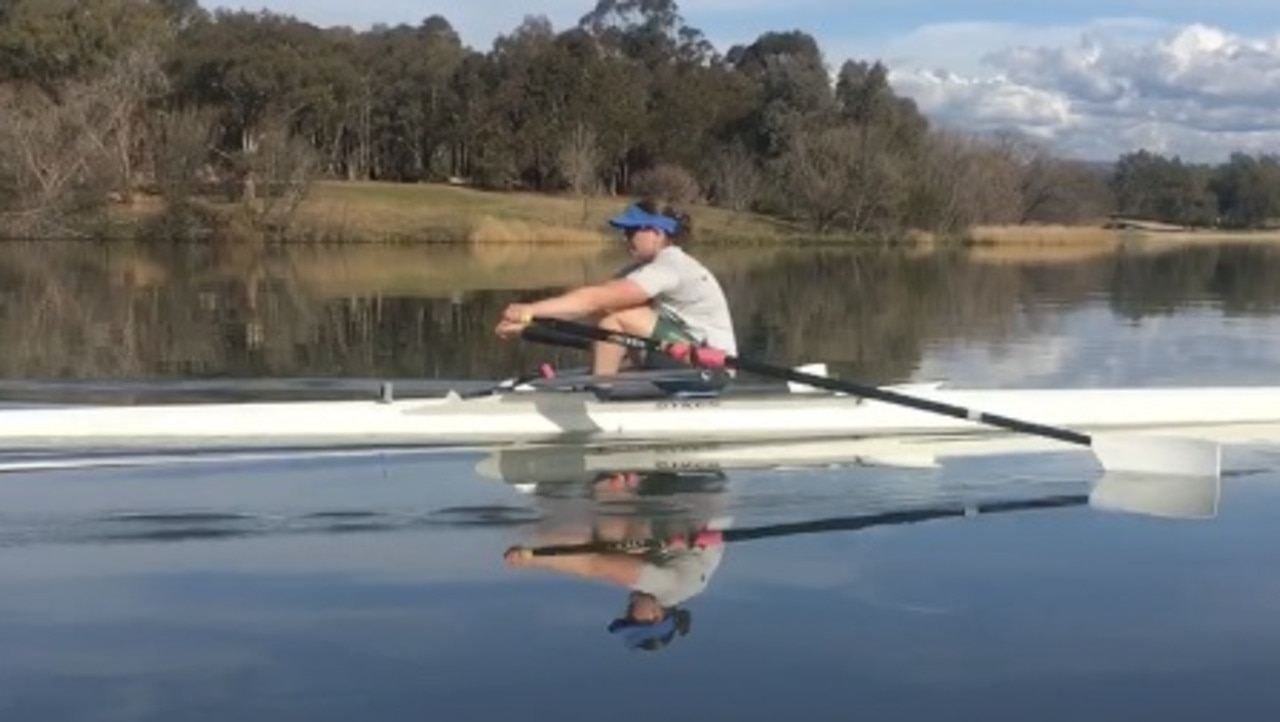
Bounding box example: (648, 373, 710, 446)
(0, 241, 1278, 383)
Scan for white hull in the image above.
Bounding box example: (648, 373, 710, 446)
(4, 384, 1280, 451)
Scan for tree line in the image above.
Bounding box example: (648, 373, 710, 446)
(1, 0, 1277, 240)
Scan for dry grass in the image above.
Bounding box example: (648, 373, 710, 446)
(964, 224, 1123, 264)
(109, 181, 1280, 248)
(292, 181, 800, 243)
(464, 216, 604, 244)
(973, 222, 1280, 246)
(1126, 228, 1280, 244)
(969, 224, 1121, 245)
(967, 223, 1280, 263)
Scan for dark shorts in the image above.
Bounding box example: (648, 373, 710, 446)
(650, 307, 702, 346)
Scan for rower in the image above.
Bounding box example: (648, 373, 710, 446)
(495, 198, 737, 387)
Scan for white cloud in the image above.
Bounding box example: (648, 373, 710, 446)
(824, 17, 1177, 77)
(894, 72, 1076, 134)
(882, 22, 1280, 161)
(914, 306, 1280, 388)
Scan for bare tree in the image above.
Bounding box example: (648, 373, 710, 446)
(630, 163, 701, 205)
(557, 121, 601, 195)
(0, 24, 170, 238)
(778, 123, 910, 234)
(0, 83, 120, 237)
(776, 125, 857, 232)
(233, 117, 322, 233)
(912, 131, 1021, 233)
(708, 140, 761, 212)
(987, 128, 1108, 224)
(92, 37, 173, 203)
(148, 106, 219, 204)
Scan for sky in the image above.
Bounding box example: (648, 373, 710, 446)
(204, 0, 1280, 162)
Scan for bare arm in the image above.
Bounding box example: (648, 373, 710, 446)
(495, 276, 654, 339)
(526, 278, 651, 319)
(509, 551, 646, 588)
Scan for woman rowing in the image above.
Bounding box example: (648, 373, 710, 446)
(494, 198, 737, 376)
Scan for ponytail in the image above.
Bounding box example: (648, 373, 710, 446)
(635, 197, 694, 246)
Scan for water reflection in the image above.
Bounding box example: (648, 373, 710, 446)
(0, 437, 1274, 720)
(4, 241, 1280, 388)
(502, 468, 731, 652)
(486, 439, 1224, 653)
(0, 437, 1230, 553)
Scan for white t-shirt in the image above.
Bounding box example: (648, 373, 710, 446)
(632, 545, 726, 607)
(631, 515, 733, 606)
(622, 246, 738, 355)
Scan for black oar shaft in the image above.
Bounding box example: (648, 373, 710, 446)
(458, 327, 593, 399)
(520, 325, 593, 351)
(519, 494, 1088, 557)
(528, 316, 1093, 449)
(729, 355, 1092, 446)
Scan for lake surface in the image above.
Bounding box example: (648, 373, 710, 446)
(1, 239, 1279, 720)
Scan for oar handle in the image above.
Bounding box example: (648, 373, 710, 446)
(529, 316, 1093, 449)
(510, 530, 722, 558)
(455, 325, 587, 399)
(520, 324, 593, 351)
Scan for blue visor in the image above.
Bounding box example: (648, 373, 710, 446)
(607, 204, 680, 236)
(608, 615, 678, 649)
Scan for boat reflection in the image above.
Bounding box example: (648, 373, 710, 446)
(483, 439, 1222, 652)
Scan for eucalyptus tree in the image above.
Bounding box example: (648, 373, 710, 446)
(166, 10, 336, 200)
(1111, 150, 1217, 227)
(726, 30, 832, 160)
(1210, 153, 1280, 229)
(360, 16, 465, 181)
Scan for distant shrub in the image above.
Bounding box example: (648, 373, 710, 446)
(630, 163, 701, 205)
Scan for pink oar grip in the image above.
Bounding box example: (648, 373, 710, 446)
(665, 343, 729, 369)
(693, 530, 724, 547)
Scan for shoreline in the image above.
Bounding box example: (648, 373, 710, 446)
(109, 180, 1280, 247)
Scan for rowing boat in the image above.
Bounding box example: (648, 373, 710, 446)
(3, 370, 1280, 455)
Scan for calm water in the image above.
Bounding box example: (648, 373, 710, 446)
(1, 240, 1280, 720)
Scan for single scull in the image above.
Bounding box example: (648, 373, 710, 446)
(2, 378, 1280, 461)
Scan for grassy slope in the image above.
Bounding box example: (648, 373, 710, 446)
(292, 181, 803, 243)
(113, 179, 1280, 246)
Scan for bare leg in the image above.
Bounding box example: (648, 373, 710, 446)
(593, 306, 658, 375)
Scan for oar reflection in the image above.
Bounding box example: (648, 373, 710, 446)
(496, 445, 1221, 653)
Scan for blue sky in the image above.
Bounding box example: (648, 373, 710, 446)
(202, 1, 1275, 49)
(205, 1, 1280, 161)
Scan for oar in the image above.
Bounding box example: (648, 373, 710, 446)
(507, 470, 1221, 560)
(456, 326, 592, 399)
(523, 316, 1222, 479)
(509, 494, 1090, 558)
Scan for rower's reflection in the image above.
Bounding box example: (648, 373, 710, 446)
(488, 439, 1224, 653)
(503, 469, 731, 652)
